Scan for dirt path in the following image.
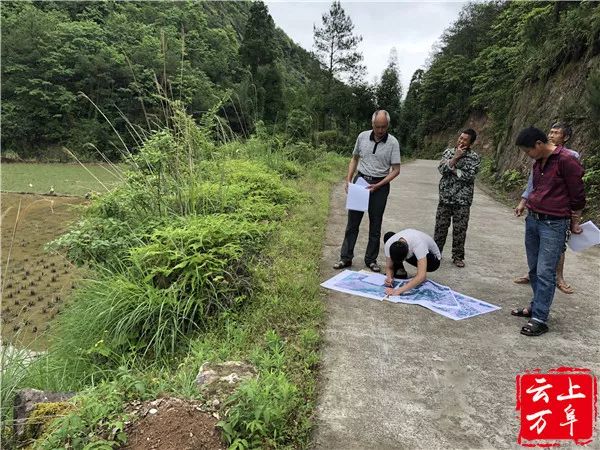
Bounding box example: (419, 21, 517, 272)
(314, 159, 600, 449)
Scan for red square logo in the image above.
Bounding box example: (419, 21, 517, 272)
(516, 368, 597, 446)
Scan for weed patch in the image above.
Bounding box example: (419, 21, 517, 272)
(8, 104, 347, 449)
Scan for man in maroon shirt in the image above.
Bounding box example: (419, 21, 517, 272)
(511, 127, 585, 336)
(513, 122, 580, 293)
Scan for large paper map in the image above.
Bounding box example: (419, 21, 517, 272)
(321, 270, 500, 320)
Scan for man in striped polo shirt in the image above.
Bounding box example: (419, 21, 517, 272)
(333, 110, 401, 273)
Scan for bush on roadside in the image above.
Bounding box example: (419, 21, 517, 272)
(46, 216, 154, 266)
(219, 371, 300, 449)
(50, 215, 269, 360)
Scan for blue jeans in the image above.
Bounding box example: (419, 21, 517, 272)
(525, 215, 569, 323)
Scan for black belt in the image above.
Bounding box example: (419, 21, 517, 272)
(357, 172, 386, 183)
(528, 211, 569, 221)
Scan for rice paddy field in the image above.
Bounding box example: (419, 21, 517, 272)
(1, 163, 122, 197)
(1, 163, 121, 349)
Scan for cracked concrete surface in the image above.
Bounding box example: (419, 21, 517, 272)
(313, 159, 600, 449)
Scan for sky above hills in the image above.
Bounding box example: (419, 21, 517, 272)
(266, 1, 467, 92)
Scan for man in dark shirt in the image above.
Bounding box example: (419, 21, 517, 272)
(511, 127, 585, 336)
(513, 122, 580, 293)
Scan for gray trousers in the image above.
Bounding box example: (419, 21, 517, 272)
(340, 182, 390, 265)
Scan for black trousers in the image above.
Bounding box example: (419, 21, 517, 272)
(392, 252, 441, 276)
(340, 179, 390, 265)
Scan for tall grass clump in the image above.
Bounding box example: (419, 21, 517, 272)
(1, 344, 35, 437)
(48, 211, 278, 364)
(45, 105, 302, 368)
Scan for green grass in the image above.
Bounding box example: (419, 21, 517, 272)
(1, 163, 122, 196)
(188, 156, 346, 448)
(6, 152, 346, 449)
(2, 103, 349, 448)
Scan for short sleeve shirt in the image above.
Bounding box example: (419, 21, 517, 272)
(384, 229, 442, 260)
(352, 131, 401, 178)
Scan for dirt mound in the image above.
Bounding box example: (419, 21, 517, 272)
(123, 398, 225, 450)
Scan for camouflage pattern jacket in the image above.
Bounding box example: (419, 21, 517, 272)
(437, 147, 481, 206)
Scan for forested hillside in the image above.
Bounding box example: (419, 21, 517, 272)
(401, 1, 600, 218)
(1, 1, 373, 160)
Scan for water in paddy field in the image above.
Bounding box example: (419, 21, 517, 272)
(1, 192, 86, 351)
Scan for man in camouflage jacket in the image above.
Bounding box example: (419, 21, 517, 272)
(433, 129, 481, 267)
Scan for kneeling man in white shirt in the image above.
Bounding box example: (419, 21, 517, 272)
(383, 229, 441, 296)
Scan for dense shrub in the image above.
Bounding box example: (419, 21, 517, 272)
(314, 129, 351, 154)
(219, 159, 298, 206)
(286, 109, 313, 141)
(50, 214, 270, 359)
(46, 217, 152, 266)
(130, 215, 268, 305)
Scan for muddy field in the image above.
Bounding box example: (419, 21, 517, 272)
(1, 193, 86, 350)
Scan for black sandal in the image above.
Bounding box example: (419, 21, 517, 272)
(368, 262, 381, 273)
(511, 307, 531, 318)
(520, 320, 548, 336)
(333, 260, 351, 270)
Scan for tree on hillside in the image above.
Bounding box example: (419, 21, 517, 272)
(440, 1, 505, 60)
(257, 63, 285, 123)
(239, 1, 277, 77)
(313, 1, 364, 86)
(238, 1, 284, 125)
(350, 82, 377, 125)
(399, 69, 424, 151)
(376, 48, 403, 133)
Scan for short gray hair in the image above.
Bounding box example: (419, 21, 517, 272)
(372, 110, 390, 125)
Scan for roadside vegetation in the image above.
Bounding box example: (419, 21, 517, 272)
(1, 104, 346, 449)
(1, 2, 368, 447)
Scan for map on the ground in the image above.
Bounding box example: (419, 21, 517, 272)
(321, 270, 501, 320)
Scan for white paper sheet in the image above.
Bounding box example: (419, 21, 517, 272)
(346, 182, 369, 211)
(355, 177, 370, 188)
(568, 221, 600, 252)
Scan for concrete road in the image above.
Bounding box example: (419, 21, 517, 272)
(314, 159, 600, 449)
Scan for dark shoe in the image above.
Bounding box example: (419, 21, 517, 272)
(367, 262, 381, 273)
(395, 267, 408, 279)
(511, 307, 531, 318)
(453, 259, 465, 268)
(520, 320, 548, 337)
(333, 260, 351, 270)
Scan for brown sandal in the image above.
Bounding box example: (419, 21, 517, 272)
(513, 276, 530, 284)
(556, 282, 574, 294)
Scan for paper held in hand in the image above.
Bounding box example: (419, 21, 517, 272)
(567, 220, 600, 252)
(346, 178, 370, 211)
